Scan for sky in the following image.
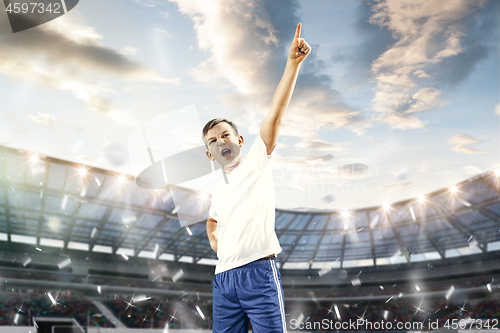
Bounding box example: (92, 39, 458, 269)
(0, 0, 498, 211)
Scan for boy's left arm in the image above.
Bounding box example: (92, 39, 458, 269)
(260, 23, 311, 155)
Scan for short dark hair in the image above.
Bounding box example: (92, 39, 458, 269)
(202, 118, 238, 148)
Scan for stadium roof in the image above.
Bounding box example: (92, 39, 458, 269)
(1, 145, 500, 270)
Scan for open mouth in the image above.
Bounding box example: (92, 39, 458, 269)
(221, 148, 231, 157)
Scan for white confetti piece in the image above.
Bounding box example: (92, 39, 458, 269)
(58, 258, 71, 269)
(445, 285, 455, 300)
(195, 304, 206, 320)
(172, 269, 184, 283)
(334, 304, 341, 320)
(133, 295, 151, 302)
(61, 195, 68, 210)
(185, 226, 193, 236)
(318, 266, 331, 277)
(48, 292, 57, 306)
(122, 215, 137, 224)
(22, 257, 31, 267)
(351, 278, 362, 286)
(91, 228, 98, 238)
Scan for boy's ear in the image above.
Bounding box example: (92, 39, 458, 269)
(238, 135, 244, 147)
(206, 150, 214, 161)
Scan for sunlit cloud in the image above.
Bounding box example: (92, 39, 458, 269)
(169, 0, 370, 142)
(451, 144, 487, 155)
(448, 133, 481, 145)
(28, 112, 56, 127)
(368, 0, 489, 129)
(0, 13, 179, 122)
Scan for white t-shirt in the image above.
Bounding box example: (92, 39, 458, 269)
(209, 134, 282, 274)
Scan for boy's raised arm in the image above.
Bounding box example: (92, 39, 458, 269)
(259, 23, 311, 155)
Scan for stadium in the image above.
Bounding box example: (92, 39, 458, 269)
(0, 144, 499, 332)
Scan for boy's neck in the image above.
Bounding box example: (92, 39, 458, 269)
(223, 154, 243, 175)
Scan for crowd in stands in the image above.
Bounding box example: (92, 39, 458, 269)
(88, 276, 213, 293)
(103, 297, 212, 329)
(285, 297, 500, 331)
(0, 292, 114, 328)
(283, 276, 496, 298)
(0, 270, 81, 283)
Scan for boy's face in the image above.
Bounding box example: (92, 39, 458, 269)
(205, 122, 244, 167)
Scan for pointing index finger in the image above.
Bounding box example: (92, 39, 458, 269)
(295, 23, 301, 39)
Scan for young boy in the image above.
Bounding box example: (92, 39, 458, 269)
(203, 24, 311, 332)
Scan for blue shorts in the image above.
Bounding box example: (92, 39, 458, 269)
(213, 259, 287, 332)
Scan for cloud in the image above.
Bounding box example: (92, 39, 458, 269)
(168, 0, 370, 139)
(448, 133, 481, 144)
(339, 163, 370, 179)
(368, 137, 381, 144)
(451, 144, 487, 155)
(294, 139, 345, 153)
(368, 0, 495, 129)
(28, 112, 56, 127)
(462, 165, 484, 176)
(495, 103, 500, 116)
(99, 142, 130, 167)
(0, 13, 179, 120)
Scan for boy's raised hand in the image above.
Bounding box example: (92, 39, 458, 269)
(289, 23, 311, 64)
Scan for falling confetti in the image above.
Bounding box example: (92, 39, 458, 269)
(415, 284, 420, 292)
(334, 304, 341, 320)
(172, 269, 184, 282)
(91, 228, 98, 239)
(61, 195, 68, 210)
(195, 304, 206, 320)
(185, 226, 193, 236)
(94, 176, 102, 186)
(386, 296, 393, 303)
(409, 206, 416, 222)
(122, 215, 137, 224)
(351, 278, 362, 286)
(445, 285, 455, 300)
(121, 253, 129, 261)
(318, 266, 332, 277)
(487, 284, 492, 292)
(132, 295, 151, 302)
(97, 286, 101, 294)
(22, 257, 31, 267)
(47, 292, 57, 306)
(58, 258, 71, 269)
